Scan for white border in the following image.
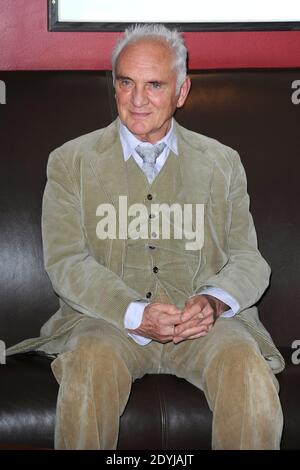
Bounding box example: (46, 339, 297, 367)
(58, 0, 300, 23)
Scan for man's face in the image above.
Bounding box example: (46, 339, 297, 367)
(115, 39, 190, 144)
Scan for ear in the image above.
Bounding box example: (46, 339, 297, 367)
(176, 76, 191, 108)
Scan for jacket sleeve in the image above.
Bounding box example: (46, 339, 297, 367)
(42, 148, 143, 330)
(198, 149, 271, 313)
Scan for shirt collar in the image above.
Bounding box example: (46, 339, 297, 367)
(118, 118, 178, 162)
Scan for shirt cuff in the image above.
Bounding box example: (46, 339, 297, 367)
(194, 287, 240, 318)
(124, 301, 152, 346)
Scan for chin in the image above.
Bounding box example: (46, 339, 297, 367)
(128, 122, 151, 136)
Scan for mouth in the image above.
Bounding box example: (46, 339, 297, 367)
(130, 111, 151, 118)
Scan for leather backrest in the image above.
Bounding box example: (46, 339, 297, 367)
(177, 70, 300, 349)
(0, 72, 114, 346)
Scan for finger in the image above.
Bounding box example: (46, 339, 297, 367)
(173, 329, 208, 344)
(185, 303, 215, 323)
(175, 310, 214, 335)
(199, 305, 215, 320)
(173, 332, 208, 344)
(181, 303, 204, 322)
(146, 303, 182, 325)
(184, 297, 196, 308)
(183, 321, 215, 338)
(176, 313, 214, 333)
(174, 324, 209, 341)
(183, 295, 217, 321)
(185, 331, 209, 340)
(198, 314, 215, 327)
(160, 311, 182, 326)
(159, 325, 176, 340)
(174, 318, 199, 336)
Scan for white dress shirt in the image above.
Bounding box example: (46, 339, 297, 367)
(118, 119, 240, 345)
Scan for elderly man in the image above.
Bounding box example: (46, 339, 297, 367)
(8, 24, 284, 450)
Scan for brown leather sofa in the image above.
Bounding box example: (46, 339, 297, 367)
(0, 70, 299, 450)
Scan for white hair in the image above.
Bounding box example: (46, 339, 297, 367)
(111, 24, 188, 94)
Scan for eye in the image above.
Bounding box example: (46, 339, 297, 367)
(118, 78, 134, 89)
(149, 81, 162, 90)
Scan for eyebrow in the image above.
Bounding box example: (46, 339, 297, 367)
(116, 75, 132, 81)
(116, 75, 166, 85)
(148, 80, 165, 84)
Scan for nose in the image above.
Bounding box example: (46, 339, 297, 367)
(131, 84, 149, 107)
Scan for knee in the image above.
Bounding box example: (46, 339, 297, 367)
(204, 341, 280, 409)
(220, 341, 261, 363)
(75, 336, 126, 367)
(53, 336, 127, 380)
(207, 340, 268, 380)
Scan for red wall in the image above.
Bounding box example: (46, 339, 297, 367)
(1, 0, 300, 71)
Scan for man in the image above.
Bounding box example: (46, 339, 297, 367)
(8, 24, 284, 449)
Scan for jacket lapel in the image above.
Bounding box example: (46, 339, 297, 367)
(175, 120, 215, 204)
(89, 118, 129, 206)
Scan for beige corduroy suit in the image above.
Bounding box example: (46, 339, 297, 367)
(7, 119, 285, 450)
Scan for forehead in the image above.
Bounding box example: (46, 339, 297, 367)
(116, 39, 175, 77)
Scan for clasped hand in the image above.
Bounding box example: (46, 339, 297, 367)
(128, 294, 228, 344)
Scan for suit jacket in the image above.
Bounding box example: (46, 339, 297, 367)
(7, 119, 285, 373)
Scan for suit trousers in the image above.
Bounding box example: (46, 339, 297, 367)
(50, 316, 283, 450)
